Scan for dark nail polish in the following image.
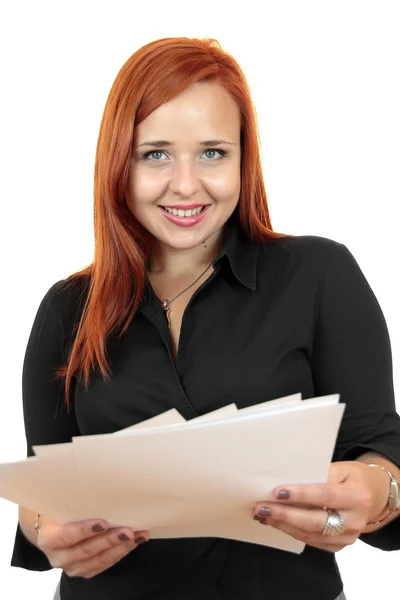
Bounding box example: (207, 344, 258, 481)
(92, 523, 105, 532)
(118, 533, 130, 541)
(277, 490, 290, 499)
(254, 515, 268, 525)
(134, 535, 148, 545)
(258, 507, 271, 517)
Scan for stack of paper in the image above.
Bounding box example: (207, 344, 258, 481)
(0, 393, 344, 554)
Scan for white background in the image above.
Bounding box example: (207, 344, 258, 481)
(0, 1, 399, 598)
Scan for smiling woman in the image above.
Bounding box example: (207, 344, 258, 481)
(126, 81, 242, 250)
(9, 36, 400, 600)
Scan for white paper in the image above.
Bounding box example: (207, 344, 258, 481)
(0, 394, 344, 554)
(238, 393, 301, 415)
(0, 455, 87, 521)
(72, 394, 343, 552)
(113, 408, 186, 435)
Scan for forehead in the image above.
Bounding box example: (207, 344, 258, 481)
(135, 82, 240, 140)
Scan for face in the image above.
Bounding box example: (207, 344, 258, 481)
(126, 81, 241, 251)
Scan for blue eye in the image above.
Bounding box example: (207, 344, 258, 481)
(141, 148, 228, 162)
(203, 149, 228, 160)
(142, 150, 165, 161)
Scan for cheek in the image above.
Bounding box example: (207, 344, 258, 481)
(203, 159, 241, 198)
(204, 172, 241, 204)
(126, 166, 165, 212)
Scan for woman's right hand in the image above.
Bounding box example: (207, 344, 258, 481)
(36, 515, 149, 579)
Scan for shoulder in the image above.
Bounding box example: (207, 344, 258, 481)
(37, 274, 90, 331)
(52, 274, 90, 309)
(256, 234, 348, 279)
(260, 234, 344, 261)
(256, 234, 375, 311)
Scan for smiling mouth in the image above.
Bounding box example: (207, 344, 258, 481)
(161, 206, 209, 217)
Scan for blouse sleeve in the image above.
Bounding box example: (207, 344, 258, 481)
(10, 281, 81, 570)
(311, 242, 400, 551)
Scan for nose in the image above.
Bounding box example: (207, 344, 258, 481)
(169, 158, 201, 198)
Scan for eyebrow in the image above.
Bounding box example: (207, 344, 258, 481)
(136, 139, 236, 148)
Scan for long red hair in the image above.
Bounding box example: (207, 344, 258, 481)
(56, 37, 291, 410)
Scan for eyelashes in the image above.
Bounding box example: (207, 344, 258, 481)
(141, 148, 228, 162)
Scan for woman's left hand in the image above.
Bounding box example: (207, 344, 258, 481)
(252, 461, 389, 552)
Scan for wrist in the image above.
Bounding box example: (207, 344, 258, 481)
(33, 512, 41, 536)
(18, 506, 44, 546)
(365, 463, 400, 524)
(354, 457, 400, 532)
(365, 465, 392, 524)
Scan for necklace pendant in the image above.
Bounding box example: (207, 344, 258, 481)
(162, 299, 170, 311)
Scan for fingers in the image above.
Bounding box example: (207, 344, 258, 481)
(62, 530, 149, 578)
(270, 480, 372, 512)
(253, 500, 367, 535)
(38, 518, 111, 551)
(255, 516, 351, 553)
(38, 517, 150, 578)
(249, 462, 376, 554)
(49, 525, 134, 568)
(253, 504, 328, 534)
(252, 501, 365, 553)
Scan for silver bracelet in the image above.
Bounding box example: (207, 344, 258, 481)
(366, 464, 399, 525)
(33, 512, 41, 534)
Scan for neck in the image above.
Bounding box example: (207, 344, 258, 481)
(149, 227, 227, 278)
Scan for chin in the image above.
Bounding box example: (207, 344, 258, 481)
(162, 231, 208, 250)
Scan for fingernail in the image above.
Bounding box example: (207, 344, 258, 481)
(257, 507, 271, 517)
(118, 533, 131, 541)
(254, 515, 268, 525)
(92, 523, 105, 532)
(134, 535, 148, 545)
(277, 490, 290, 499)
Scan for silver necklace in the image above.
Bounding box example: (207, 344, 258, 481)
(160, 260, 214, 321)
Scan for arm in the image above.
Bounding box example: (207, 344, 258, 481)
(253, 241, 400, 551)
(18, 506, 41, 547)
(10, 281, 82, 570)
(356, 451, 400, 532)
(11, 280, 150, 577)
(311, 242, 400, 547)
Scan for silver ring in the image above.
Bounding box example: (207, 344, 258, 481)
(322, 510, 345, 536)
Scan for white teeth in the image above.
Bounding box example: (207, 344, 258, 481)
(163, 206, 205, 217)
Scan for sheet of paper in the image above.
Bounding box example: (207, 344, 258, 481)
(0, 454, 87, 521)
(33, 404, 238, 460)
(113, 409, 186, 435)
(34, 396, 299, 460)
(71, 394, 343, 553)
(0, 394, 344, 553)
(115, 403, 239, 434)
(33, 441, 75, 459)
(189, 403, 238, 422)
(238, 393, 301, 415)
(0, 462, 32, 508)
(29, 405, 239, 520)
(33, 410, 186, 459)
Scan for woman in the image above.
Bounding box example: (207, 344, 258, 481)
(10, 37, 400, 600)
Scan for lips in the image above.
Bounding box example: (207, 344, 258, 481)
(163, 206, 205, 217)
(159, 204, 210, 227)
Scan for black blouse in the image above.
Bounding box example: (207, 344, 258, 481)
(10, 223, 400, 600)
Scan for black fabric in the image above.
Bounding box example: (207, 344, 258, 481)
(10, 223, 400, 599)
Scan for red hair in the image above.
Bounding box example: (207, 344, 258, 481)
(56, 37, 291, 410)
